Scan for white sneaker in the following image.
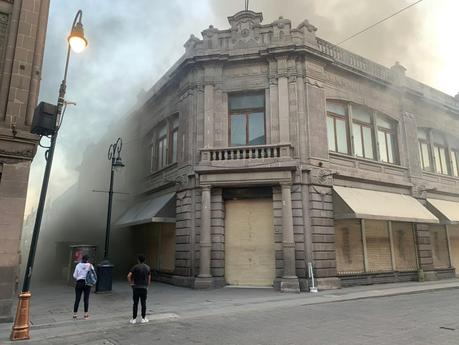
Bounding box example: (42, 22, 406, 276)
(141, 318, 149, 323)
(130, 319, 137, 324)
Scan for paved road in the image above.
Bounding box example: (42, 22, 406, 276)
(15, 288, 459, 345)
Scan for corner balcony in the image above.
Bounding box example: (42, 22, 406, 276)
(197, 143, 297, 174)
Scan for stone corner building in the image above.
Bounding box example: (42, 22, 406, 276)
(115, 10, 459, 292)
(0, 0, 50, 322)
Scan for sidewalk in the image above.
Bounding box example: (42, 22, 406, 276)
(2, 278, 459, 343)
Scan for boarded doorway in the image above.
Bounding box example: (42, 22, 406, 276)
(225, 199, 275, 286)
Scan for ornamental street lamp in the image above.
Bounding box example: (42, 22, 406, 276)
(95, 137, 124, 293)
(10, 10, 88, 341)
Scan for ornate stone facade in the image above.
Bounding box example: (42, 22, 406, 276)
(83, 10, 459, 293)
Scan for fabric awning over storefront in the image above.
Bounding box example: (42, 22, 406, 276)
(333, 186, 438, 223)
(427, 198, 459, 224)
(115, 192, 176, 228)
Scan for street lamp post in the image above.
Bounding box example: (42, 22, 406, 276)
(95, 137, 124, 293)
(10, 10, 88, 341)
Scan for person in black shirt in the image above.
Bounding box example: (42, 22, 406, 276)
(127, 254, 151, 324)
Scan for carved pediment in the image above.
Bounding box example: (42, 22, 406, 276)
(185, 10, 319, 55)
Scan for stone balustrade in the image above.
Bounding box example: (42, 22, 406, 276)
(200, 143, 293, 163)
(317, 38, 390, 81)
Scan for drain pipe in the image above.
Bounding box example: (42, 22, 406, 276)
(308, 262, 318, 293)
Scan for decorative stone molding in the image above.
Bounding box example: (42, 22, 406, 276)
(184, 34, 200, 55)
(390, 61, 407, 86)
(402, 111, 416, 120)
(304, 77, 323, 88)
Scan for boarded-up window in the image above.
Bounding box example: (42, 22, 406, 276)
(392, 222, 417, 271)
(335, 220, 364, 274)
(365, 220, 392, 272)
(430, 225, 450, 268)
(448, 225, 459, 274)
(138, 223, 176, 273)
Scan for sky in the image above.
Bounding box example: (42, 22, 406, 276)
(24, 0, 459, 216)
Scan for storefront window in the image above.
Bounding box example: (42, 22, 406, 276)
(448, 225, 459, 273)
(392, 222, 417, 271)
(364, 220, 392, 272)
(335, 219, 418, 274)
(430, 225, 450, 268)
(335, 220, 364, 273)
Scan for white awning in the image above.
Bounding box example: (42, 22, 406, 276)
(333, 186, 438, 223)
(427, 198, 459, 224)
(115, 192, 176, 228)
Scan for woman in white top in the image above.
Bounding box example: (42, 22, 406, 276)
(72, 254, 94, 319)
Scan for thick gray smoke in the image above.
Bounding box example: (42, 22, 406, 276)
(209, 0, 439, 89)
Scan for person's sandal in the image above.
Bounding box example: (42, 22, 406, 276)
(84, 314, 89, 320)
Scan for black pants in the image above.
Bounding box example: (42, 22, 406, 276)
(74, 280, 91, 313)
(132, 287, 148, 319)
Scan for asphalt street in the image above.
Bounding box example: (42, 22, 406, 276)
(13, 288, 459, 345)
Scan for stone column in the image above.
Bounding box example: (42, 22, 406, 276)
(194, 185, 213, 288)
(277, 56, 290, 143)
(203, 84, 214, 147)
(280, 183, 300, 292)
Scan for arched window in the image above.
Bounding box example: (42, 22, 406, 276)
(326, 100, 399, 164)
(417, 128, 459, 177)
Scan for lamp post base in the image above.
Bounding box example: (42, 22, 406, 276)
(10, 291, 31, 341)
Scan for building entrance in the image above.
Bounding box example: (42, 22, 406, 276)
(224, 199, 275, 286)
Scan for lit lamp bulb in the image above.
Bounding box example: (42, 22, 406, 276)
(68, 22, 87, 53)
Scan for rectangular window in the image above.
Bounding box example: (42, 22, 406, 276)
(335, 118, 348, 153)
(433, 144, 448, 174)
(377, 116, 397, 164)
(419, 140, 431, 171)
(451, 150, 459, 177)
(229, 93, 265, 146)
(157, 125, 168, 170)
(170, 117, 179, 163)
(327, 116, 336, 151)
(326, 101, 349, 154)
(352, 106, 374, 159)
(352, 122, 374, 159)
(171, 129, 178, 163)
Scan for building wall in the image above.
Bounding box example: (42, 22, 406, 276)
(120, 10, 459, 291)
(0, 0, 50, 322)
